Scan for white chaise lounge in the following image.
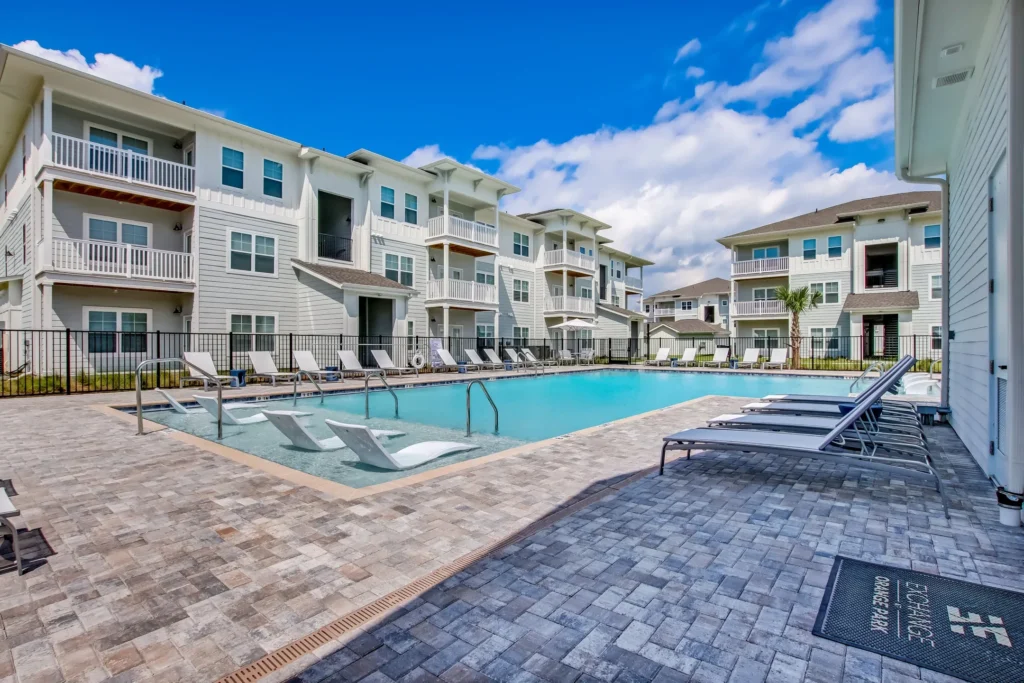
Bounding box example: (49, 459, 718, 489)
(371, 349, 417, 377)
(467, 349, 503, 370)
(678, 348, 698, 366)
(762, 348, 788, 369)
(338, 350, 384, 379)
(293, 351, 338, 382)
(249, 351, 300, 385)
(182, 352, 235, 389)
(506, 348, 538, 370)
(702, 348, 729, 367)
(437, 348, 477, 372)
(263, 411, 404, 451)
(0, 490, 23, 575)
(522, 349, 555, 366)
(735, 348, 761, 369)
(192, 395, 311, 425)
(645, 348, 671, 366)
(325, 421, 479, 470)
(486, 347, 514, 369)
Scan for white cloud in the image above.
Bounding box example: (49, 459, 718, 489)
(829, 87, 894, 142)
(401, 144, 447, 167)
(471, 0, 909, 295)
(673, 39, 702, 63)
(685, 66, 705, 79)
(13, 40, 163, 94)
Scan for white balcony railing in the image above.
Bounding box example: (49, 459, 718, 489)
(51, 238, 194, 282)
(731, 256, 789, 276)
(426, 215, 499, 249)
(543, 249, 596, 271)
(50, 133, 195, 194)
(624, 275, 643, 290)
(545, 295, 596, 315)
(732, 300, 788, 317)
(425, 278, 498, 305)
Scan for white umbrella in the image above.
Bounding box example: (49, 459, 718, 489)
(550, 318, 597, 330)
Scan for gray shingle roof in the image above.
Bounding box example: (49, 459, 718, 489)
(597, 303, 646, 319)
(650, 319, 727, 336)
(292, 260, 413, 291)
(644, 277, 731, 304)
(721, 192, 941, 241)
(842, 290, 920, 311)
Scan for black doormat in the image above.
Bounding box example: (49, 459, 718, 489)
(813, 556, 1024, 683)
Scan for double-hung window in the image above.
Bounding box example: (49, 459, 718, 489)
(824, 281, 839, 304)
(924, 224, 941, 250)
(579, 284, 592, 299)
(263, 159, 283, 198)
(513, 326, 529, 342)
(753, 288, 777, 301)
(384, 253, 414, 286)
(803, 238, 816, 260)
(827, 235, 842, 258)
(513, 279, 529, 302)
(380, 187, 395, 219)
(513, 232, 529, 257)
(230, 313, 276, 352)
(404, 194, 418, 224)
(931, 326, 942, 350)
(222, 147, 244, 189)
(930, 274, 942, 300)
(809, 327, 839, 351)
(476, 270, 495, 285)
(752, 246, 780, 260)
(476, 323, 495, 339)
(229, 230, 276, 275)
(86, 308, 150, 354)
(753, 329, 780, 349)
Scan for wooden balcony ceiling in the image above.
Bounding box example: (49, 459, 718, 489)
(54, 179, 192, 212)
(427, 242, 493, 258)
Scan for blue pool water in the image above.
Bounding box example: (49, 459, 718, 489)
(145, 370, 854, 488)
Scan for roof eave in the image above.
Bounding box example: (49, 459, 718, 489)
(292, 261, 416, 297)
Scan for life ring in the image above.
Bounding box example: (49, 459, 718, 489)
(411, 353, 426, 370)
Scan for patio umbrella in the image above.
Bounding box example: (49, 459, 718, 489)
(549, 319, 597, 329)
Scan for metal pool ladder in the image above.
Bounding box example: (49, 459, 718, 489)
(466, 379, 499, 436)
(135, 357, 226, 439)
(364, 374, 399, 418)
(850, 360, 887, 393)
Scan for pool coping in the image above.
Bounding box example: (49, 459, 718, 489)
(97, 389, 729, 501)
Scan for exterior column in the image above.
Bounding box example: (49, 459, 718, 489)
(443, 172, 450, 229)
(443, 242, 450, 298)
(442, 305, 450, 347)
(41, 179, 53, 270)
(1006, 0, 1024, 499)
(561, 227, 568, 304)
(40, 86, 52, 176)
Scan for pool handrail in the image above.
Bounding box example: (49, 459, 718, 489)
(136, 358, 226, 439)
(850, 360, 888, 393)
(365, 374, 399, 418)
(466, 379, 499, 436)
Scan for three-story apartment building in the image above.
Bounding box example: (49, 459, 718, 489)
(717, 192, 943, 356)
(0, 45, 649, 372)
(643, 277, 730, 330)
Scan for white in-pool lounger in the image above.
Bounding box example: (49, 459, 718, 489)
(645, 348, 671, 366)
(324, 421, 478, 470)
(192, 395, 311, 426)
(248, 351, 300, 386)
(155, 389, 244, 415)
(263, 411, 405, 451)
(371, 349, 417, 377)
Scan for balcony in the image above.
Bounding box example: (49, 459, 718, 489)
(318, 233, 353, 262)
(543, 249, 596, 275)
(51, 238, 194, 284)
(732, 300, 788, 317)
(51, 133, 195, 195)
(425, 279, 498, 308)
(624, 275, 643, 291)
(544, 295, 596, 316)
(731, 256, 789, 278)
(426, 215, 499, 254)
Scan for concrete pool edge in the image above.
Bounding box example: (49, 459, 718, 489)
(97, 391, 726, 501)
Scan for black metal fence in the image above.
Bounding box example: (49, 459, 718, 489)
(0, 329, 942, 398)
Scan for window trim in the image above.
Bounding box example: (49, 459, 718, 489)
(923, 224, 941, 250)
(809, 280, 840, 305)
(83, 213, 153, 248)
(383, 252, 415, 287)
(930, 273, 942, 300)
(931, 325, 943, 350)
(221, 146, 245, 190)
(802, 238, 817, 260)
(380, 186, 396, 219)
(262, 158, 284, 199)
(809, 326, 840, 350)
(513, 278, 530, 303)
(226, 310, 279, 352)
(225, 228, 279, 278)
(752, 288, 778, 301)
(827, 235, 842, 259)
(513, 326, 530, 342)
(83, 121, 153, 156)
(82, 306, 153, 355)
(752, 328, 781, 348)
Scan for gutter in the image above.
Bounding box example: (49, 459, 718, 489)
(895, 170, 949, 410)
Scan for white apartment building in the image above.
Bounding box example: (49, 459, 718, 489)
(716, 192, 944, 356)
(642, 277, 730, 332)
(0, 44, 650, 371)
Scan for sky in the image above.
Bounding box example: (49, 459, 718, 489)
(2, 0, 913, 297)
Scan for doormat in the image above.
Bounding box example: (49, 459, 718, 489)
(813, 556, 1024, 683)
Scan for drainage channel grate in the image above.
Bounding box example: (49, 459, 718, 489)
(216, 466, 654, 683)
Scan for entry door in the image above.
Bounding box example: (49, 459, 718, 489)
(703, 305, 715, 323)
(989, 154, 1009, 480)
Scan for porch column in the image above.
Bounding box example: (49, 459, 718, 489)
(40, 86, 52, 176)
(442, 305, 450, 347)
(41, 179, 53, 270)
(443, 242, 450, 298)
(561, 226, 568, 300)
(443, 171, 451, 229)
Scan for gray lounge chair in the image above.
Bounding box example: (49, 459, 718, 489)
(0, 490, 23, 575)
(761, 357, 913, 404)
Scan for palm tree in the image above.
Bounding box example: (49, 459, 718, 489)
(774, 285, 822, 369)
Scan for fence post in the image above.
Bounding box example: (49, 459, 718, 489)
(289, 333, 294, 371)
(608, 337, 612, 364)
(156, 331, 162, 388)
(228, 331, 234, 372)
(65, 328, 71, 395)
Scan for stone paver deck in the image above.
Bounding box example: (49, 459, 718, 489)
(0, 370, 1011, 683)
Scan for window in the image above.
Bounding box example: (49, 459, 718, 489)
(85, 215, 151, 248)
(828, 235, 842, 258)
(476, 323, 494, 339)
(406, 320, 416, 352)
(450, 268, 463, 281)
(513, 326, 530, 342)
(579, 246, 586, 255)
(222, 147, 244, 189)
(924, 224, 941, 250)
(931, 326, 942, 350)
(678, 300, 693, 310)
(86, 124, 152, 181)
(383, 253, 414, 286)
(753, 329, 780, 349)
(720, 298, 728, 314)
(809, 327, 840, 351)
(752, 246, 780, 260)
(930, 274, 942, 300)
(612, 295, 621, 306)
(263, 159, 283, 198)
(85, 308, 150, 354)
(405, 194, 418, 224)
(513, 232, 530, 257)
(380, 187, 395, 219)
(230, 313, 276, 351)
(513, 279, 529, 302)
(580, 285, 592, 299)
(803, 238, 816, 260)
(579, 329, 594, 349)
(476, 270, 495, 285)
(229, 230, 276, 275)
(753, 288, 777, 301)
(825, 281, 839, 304)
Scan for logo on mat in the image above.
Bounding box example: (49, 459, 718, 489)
(947, 607, 1013, 647)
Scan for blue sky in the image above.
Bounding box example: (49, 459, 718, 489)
(2, 0, 909, 293)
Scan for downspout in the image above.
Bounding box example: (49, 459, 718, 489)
(896, 171, 948, 410)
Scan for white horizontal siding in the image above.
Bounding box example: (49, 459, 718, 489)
(370, 238, 427, 336)
(295, 270, 348, 334)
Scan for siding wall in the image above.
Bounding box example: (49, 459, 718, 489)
(295, 270, 348, 334)
(910, 262, 943, 336)
(52, 104, 182, 164)
(370, 238, 426, 335)
(946, 1, 1009, 471)
(52, 190, 186, 250)
(787, 271, 851, 335)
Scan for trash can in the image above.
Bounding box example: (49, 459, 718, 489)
(324, 366, 341, 382)
(229, 369, 246, 387)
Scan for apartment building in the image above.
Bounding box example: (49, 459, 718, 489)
(642, 277, 730, 331)
(716, 192, 943, 355)
(0, 44, 650, 371)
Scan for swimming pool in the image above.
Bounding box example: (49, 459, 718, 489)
(143, 370, 855, 489)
